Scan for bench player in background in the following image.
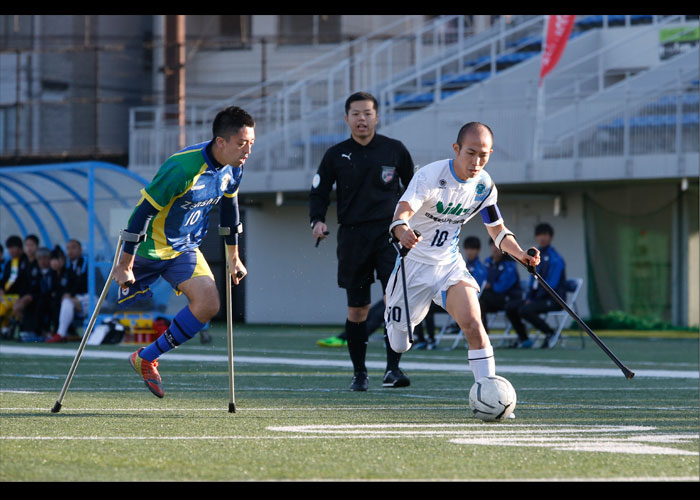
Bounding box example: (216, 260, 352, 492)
(386, 122, 540, 384)
(113, 106, 254, 398)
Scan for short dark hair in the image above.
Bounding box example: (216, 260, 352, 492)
(212, 106, 255, 140)
(463, 236, 481, 250)
(50, 245, 66, 260)
(5, 235, 22, 249)
(456, 122, 494, 148)
(535, 222, 554, 236)
(25, 234, 39, 245)
(345, 92, 378, 114)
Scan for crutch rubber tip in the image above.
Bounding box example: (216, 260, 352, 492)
(228, 402, 236, 413)
(50, 402, 62, 413)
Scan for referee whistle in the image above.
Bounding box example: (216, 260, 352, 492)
(315, 231, 330, 247)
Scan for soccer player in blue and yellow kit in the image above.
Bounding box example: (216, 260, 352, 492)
(113, 106, 255, 398)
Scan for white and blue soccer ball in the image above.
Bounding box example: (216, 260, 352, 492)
(469, 375, 517, 421)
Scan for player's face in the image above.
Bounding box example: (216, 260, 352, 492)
(50, 256, 65, 272)
(463, 248, 479, 261)
(452, 129, 493, 179)
(38, 254, 50, 269)
(24, 238, 37, 258)
(66, 241, 81, 260)
(218, 126, 255, 167)
(535, 232, 553, 248)
(345, 100, 378, 143)
(7, 245, 22, 259)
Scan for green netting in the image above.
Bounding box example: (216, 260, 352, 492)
(583, 184, 680, 324)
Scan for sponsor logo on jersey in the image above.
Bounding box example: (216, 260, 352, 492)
(180, 197, 222, 211)
(424, 211, 467, 225)
(341, 153, 352, 161)
(438, 178, 447, 188)
(435, 201, 470, 216)
(220, 173, 232, 192)
(312, 173, 321, 189)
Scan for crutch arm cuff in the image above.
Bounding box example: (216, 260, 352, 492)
(120, 229, 147, 243)
(389, 219, 409, 242)
(120, 229, 147, 254)
(219, 223, 243, 245)
(495, 228, 515, 250)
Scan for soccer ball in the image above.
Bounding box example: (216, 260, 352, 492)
(469, 375, 517, 421)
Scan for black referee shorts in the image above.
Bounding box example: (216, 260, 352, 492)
(337, 219, 397, 307)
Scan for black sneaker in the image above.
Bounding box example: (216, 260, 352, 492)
(383, 369, 410, 388)
(350, 371, 369, 392)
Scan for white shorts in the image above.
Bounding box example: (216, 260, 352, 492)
(384, 256, 480, 353)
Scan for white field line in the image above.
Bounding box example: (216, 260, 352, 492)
(2, 423, 697, 457)
(1, 345, 697, 379)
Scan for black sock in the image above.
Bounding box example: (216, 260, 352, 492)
(384, 328, 401, 372)
(346, 319, 368, 373)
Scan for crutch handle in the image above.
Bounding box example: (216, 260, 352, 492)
(397, 230, 421, 257)
(525, 248, 537, 274)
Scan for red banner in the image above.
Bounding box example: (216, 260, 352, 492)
(539, 15, 577, 86)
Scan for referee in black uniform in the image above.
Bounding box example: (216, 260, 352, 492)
(309, 92, 415, 391)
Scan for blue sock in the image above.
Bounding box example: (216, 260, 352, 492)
(140, 306, 205, 362)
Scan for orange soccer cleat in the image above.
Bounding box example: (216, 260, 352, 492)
(129, 348, 164, 398)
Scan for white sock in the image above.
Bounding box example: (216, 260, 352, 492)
(57, 297, 75, 337)
(468, 345, 496, 381)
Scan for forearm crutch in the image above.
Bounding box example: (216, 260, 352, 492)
(50, 230, 142, 413)
(219, 226, 244, 414)
(390, 230, 421, 345)
(505, 248, 635, 380)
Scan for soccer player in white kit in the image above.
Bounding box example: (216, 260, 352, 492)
(385, 122, 540, 382)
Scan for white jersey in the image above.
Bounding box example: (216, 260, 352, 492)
(398, 158, 501, 265)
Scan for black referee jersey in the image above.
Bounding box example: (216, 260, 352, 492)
(309, 133, 414, 227)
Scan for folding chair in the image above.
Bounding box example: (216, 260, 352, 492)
(540, 277, 584, 348)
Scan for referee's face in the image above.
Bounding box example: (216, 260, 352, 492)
(345, 100, 378, 144)
(452, 128, 493, 180)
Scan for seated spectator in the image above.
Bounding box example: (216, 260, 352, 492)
(0, 236, 31, 339)
(479, 239, 522, 333)
(18, 247, 53, 341)
(505, 223, 567, 348)
(412, 304, 441, 350)
(47, 239, 93, 342)
(15, 235, 41, 339)
(32, 246, 70, 338)
(462, 236, 487, 287)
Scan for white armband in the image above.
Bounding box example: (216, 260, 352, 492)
(495, 229, 515, 250)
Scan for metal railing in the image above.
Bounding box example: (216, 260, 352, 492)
(128, 14, 538, 169)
